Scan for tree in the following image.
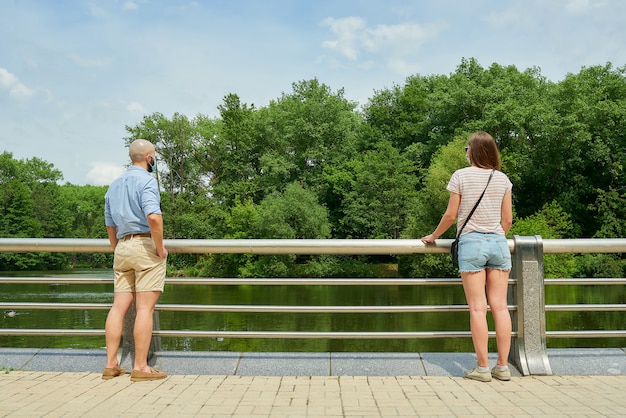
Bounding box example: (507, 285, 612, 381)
(509, 201, 577, 278)
(262, 79, 360, 194)
(57, 184, 111, 267)
(125, 112, 221, 242)
(325, 140, 419, 239)
(0, 152, 70, 270)
(206, 94, 265, 206)
(555, 64, 626, 236)
(400, 137, 468, 277)
(7, 59, 626, 279)
(253, 182, 331, 240)
(126, 112, 212, 196)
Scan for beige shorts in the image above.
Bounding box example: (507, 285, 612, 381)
(113, 236, 166, 293)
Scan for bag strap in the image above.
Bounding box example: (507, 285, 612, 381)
(456, 169, 495, 239)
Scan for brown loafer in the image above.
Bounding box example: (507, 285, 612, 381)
(102, 367, 126, 380)
(130, 367, 167, 382)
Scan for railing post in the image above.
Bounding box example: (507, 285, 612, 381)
(119, 302, 161, 369)
(509, 235, 552, 375)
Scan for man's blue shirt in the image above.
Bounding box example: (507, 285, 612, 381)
(104, 166, 162, 239)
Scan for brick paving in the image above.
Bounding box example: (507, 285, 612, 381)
(1, 371, 625, 417)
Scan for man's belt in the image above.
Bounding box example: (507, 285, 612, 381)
(120, 233, 152, 240)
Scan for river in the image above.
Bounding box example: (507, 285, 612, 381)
(1, 269, 624, 352)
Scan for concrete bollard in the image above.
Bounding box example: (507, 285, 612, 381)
(509, 235, 553, 375)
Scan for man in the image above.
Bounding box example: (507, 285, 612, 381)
(102, 139, 168, 382)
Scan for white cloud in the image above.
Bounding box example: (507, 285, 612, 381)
(321, 17, 366, 60)
(86, 162, 125, 186)
(365, 22, 440, 52)
(127, 101, 147, 116)
(0, 67, 18, 88)
(564, 0, 593, 13)
(321, 17, 447, 69)
(123, 1, 139, 11)
(0, 67, 34, 101)
(1, 0, 624, 185)
(387, 58, 422, 76)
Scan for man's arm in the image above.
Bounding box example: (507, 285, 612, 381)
(106, 226, 118, 251)
(147, 213, 168, 259)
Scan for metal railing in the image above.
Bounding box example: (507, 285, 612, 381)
(1, 236, 625, 376)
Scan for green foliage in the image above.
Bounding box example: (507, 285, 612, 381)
(0, 152, 72, 270)
(326, 140, 419, 238)
(294, 255, 340, 278)
(400, 137, 468, 277)
(59, 185, 108, 238)
(407, 136, 468, 237)
(238, 254, 295, 278)
(509, 201, 577, 278)
(398, 253, 454, 278)
(574, 253, 625, 278)
(509, 201, 574, 238)
(201, 183, 332, 277)
(4, 62, 626, 279)
(253, 182, 331, 239)
(591, 187, 626, 238)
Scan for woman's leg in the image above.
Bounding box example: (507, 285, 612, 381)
(486, 268, 512, 366)
(461, 270, 488, 367)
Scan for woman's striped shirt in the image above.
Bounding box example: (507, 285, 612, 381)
(446, 166, 513, 237)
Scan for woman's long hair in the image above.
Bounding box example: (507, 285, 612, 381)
(467, 131, 501, 170)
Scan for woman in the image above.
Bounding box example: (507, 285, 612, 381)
(421, 131, 513, 382)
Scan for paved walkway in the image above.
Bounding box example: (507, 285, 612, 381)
(1, 372, 625, 417)
(1, 348, 625, 417)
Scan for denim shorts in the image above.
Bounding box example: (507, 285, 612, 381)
(457, 232, 511, 273)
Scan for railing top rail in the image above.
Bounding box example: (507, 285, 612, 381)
(1, 237, 625, 254)
(541, 238, 626, 253)
(0, 238, 441, 254)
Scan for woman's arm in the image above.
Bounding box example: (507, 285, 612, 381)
(501, 192, 513, 234)
(421, 192, 461, 243)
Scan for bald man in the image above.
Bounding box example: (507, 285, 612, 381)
(102, 139, 168, 382)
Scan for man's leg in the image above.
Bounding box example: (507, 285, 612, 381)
(104, 292, 134, 369)
(132, 290, 162, 372)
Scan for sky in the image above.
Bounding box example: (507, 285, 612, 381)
(1, 0, 625, 186)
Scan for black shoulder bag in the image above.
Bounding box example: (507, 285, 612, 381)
(451, 169, 495, 265)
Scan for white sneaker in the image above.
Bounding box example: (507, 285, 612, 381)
(463, 367, 492, 382)
(491, 366, 511, 381)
